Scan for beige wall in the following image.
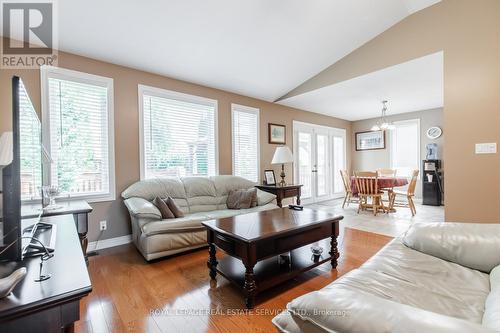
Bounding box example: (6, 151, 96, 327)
(0, 43, 351, 241)
(279, 0, 500, 223)
(352, 108, 443, 198)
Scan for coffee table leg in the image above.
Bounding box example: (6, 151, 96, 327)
(244, 264, 257, 309)
(330, 234, 340, 268)
(207, 243, 218, 280)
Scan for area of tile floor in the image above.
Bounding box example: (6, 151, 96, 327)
(308, 198, 444, 238)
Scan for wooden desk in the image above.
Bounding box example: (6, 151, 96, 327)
(22, 201, 92, 262)
(255, 184, 303, 208)
(0, 215, 92, 332)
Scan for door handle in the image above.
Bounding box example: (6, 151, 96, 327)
(311, 170, 318, 173)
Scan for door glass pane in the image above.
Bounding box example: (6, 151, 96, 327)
(333, 136, 345, 194)
(316, 134, 328, 196)
(298, 132, 312, 198)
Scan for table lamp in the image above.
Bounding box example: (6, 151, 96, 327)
(271, 146, 294, 187)
(0, 132, 13, 167)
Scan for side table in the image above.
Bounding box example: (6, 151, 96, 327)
(255, 184, 303, 208)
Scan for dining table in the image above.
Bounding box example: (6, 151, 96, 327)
(350, 176, 408, 195)
(350, 176, 408, 212)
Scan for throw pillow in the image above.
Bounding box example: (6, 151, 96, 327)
(227, 189, 254, 209)
(249, 188, 258, 207)
(165, 197, 184, 218)
(153, 196, 175, 219)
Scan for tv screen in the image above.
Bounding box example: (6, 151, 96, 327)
(0, 76, 42, 262)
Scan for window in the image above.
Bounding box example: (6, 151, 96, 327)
(19, 81, 42, 200)
(231, 104, 259, 182)
(41, 66, 115, 202)
(390, 119, 420, 178)
(139, 85, 218, 179)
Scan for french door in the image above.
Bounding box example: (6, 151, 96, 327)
(293, 121, 346, 204)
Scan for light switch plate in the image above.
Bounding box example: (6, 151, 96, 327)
(475, 143, 497, 154)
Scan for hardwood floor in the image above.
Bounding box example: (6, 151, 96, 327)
(76, 228, 392, 333)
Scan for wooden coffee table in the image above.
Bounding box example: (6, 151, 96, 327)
(202, 207, 343, 308)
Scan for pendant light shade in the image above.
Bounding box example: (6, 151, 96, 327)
(371, 100, 394, 131)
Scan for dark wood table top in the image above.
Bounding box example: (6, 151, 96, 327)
(0, 215, 92, 320)
(202, 207, 342, 242)
(255, 184, 303, 190)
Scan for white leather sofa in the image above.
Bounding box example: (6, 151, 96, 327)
(273, 222, 500, 333)
(122, 175, 277, 261)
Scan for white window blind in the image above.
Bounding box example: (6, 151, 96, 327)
(231, 104, 259, 182)
(42, 67, 115, 201)
(390, 119, 420, 178)
(19, 81, 42, 200)
(139, 86, 217, 179)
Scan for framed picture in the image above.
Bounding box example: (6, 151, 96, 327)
(355, 130, 385, 151)
(268, 123, 286, 144)
(264, 169, 276, 185)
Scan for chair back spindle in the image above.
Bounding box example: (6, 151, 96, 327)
(407, 170, 419, 196)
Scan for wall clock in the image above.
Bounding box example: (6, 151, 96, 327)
(426, 126, 442, 139)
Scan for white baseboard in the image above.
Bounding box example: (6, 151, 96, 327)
(87, 234, 132, 252)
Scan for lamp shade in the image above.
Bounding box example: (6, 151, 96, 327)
(271, 146, 293, 164)
(0, 132, 13, 166)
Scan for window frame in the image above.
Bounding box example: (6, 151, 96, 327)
(231, 103, 260, 182)
(40, 65, 116, 203)
(137, 84, 219, 180)
(389, 118, 421, 178)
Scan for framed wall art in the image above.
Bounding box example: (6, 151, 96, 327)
(355, 130, 385, 151)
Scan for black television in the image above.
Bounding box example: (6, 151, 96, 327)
(0, 76, 44, 262)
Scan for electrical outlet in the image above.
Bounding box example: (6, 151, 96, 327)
(99, 220, 107, 231)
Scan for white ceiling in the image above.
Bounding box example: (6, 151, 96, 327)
(277, 52, 444, 121)
(56, 0, 440, 102)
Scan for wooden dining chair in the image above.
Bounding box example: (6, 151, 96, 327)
(376, 168, 397, 177)
(340, 170, 358, 208)
(354, 171, 386, 216)
(377, 168, 397, 201)
(389, 170, 419, 216)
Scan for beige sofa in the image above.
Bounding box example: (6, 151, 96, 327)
(273, 222, 500, 333)
(122, 175, 277, 261)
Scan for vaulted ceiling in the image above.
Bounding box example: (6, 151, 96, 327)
(278, 52, 444, 121)
(58, 0, 440, 102)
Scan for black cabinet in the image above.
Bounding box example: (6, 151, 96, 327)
(422, 160, 443, 206)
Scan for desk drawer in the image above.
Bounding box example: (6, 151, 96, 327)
(275, 225, 330, 253)
(214, 234, 235, 253)
(284, 188, 299, 197)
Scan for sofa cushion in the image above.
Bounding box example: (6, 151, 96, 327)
(272, 311, 326, 333)
(153, 197, 175, 219)
(490, 265, 500, 290)
(121, 177, 187, 201)
(210, 175, 256, 196)
(257, 189, 276, 205)
(123, 197, 162, 220)
(203, 203, 278, 220)
(141, 212, 209, 236)
(187, 196, 220, 213)
(403, 222, 500, 273)
(482, 265, 500, 331)
(359, 239, 490, 322)
(181, 176, 217, 197)
(286, 286, 491, 333)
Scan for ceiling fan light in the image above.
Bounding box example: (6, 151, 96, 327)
(371, 124, 381, 131)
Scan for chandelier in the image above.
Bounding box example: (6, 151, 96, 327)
(371, 100, 395, 131)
